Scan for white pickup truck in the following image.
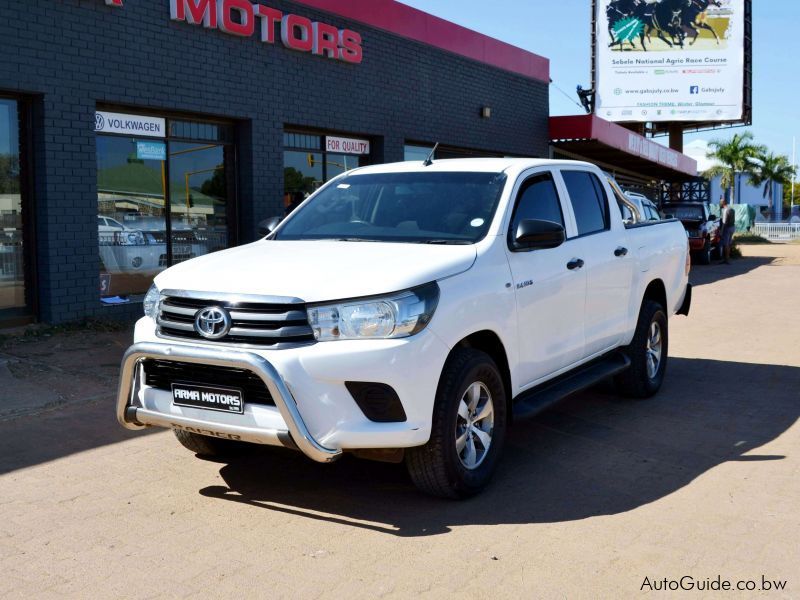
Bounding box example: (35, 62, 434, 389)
(117, 158, 691, 498)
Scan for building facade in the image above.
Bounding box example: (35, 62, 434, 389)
(0, 0, 550, 325)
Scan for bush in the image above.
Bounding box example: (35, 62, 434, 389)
(733, 232, 771, 245)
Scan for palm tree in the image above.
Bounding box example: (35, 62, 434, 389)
(703, 132, 764, 204)
(750, 151, 796, 213)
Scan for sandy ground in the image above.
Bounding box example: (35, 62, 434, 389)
(0, 244, 798, 598)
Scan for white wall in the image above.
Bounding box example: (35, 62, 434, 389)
(708, 174, 783, 217)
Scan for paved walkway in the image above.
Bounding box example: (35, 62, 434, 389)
(1, 245, 798, 598)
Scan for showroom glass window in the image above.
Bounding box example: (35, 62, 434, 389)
(96, 114, 235, 302)
(404, 142, 503, 162)
(0, 98, 29, 316)
(283, 132, 367, 213)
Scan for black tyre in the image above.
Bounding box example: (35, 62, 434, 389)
(695, 239, 711, 265)
(173, 429, 244, 457)
(405, 348, 507, 499)
(615, 300, 668, 398)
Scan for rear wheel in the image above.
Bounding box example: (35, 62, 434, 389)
(615, 300, 668, 398)
(173, 429, 244, 457)
(405, 348, 507, 499)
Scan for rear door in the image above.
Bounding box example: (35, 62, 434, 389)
(558, 168, 634, 357)
(504, 169, 586, 388)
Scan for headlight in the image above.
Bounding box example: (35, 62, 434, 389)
(123, 231, 145, 246)
(307, 283, 439, 341)
(143, 284, 161, 319)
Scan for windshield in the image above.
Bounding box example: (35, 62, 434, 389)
(672, 205, 705, 220)
(274, 171, 508, 244)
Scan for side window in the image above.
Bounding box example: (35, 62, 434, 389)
(561, 171, 610, 236)
(509, 172, 565, 244)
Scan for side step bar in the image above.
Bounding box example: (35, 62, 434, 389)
(512, 352, 631, 420)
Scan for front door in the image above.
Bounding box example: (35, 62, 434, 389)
(505, 170, 586, 389)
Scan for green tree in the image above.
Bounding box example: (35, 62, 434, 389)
(704, 132, 764, 204)
(199, 165, 226, 200)
(0, 153, 20, 194)
(783, 182, 800, 216)
(750, 151, 796, 214)
(284, 167, 316, 195)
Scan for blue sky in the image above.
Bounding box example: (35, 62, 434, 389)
(401, 0, 800, 164)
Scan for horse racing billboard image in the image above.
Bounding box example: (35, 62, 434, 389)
(595, 0, 746, 123)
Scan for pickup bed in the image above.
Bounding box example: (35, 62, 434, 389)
(117, 158, 691, 498)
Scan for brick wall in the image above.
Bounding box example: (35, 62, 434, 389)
(0, 0, 549, 323)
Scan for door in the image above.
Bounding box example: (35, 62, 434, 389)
(505, 170, 586, 388)
(559, 169, 634, 357)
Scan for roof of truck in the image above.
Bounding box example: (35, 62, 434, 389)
(348, 157, 597, 175)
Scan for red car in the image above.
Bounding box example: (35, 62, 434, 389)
(665, 203, 721, 265)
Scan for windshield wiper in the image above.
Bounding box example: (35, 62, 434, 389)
(416, 239, 472, 245)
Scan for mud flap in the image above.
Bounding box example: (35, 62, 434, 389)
(677, 283, 692, 316)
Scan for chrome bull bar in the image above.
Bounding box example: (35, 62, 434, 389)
(116, 342, 342, 463)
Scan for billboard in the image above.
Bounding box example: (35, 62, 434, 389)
(595, 0, 745, 123)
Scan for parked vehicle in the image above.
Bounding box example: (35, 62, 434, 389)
(624, 191, 664, 222)
(98, 215, 145, 246)
(665, 202, 720, 265)
(116, 158, 692, 498)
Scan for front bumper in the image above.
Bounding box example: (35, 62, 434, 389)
(117, 342, 341, 463)
(118, 319, 450, 460)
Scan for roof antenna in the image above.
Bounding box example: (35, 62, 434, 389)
(423, 143, 439, 167)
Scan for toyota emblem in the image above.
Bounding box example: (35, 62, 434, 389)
(194, 306, 232, 340)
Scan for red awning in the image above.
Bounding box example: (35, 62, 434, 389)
(550, 115, 698, 180)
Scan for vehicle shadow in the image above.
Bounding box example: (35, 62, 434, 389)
(690, 255, 774, 287)
(199, 357, 799, 537)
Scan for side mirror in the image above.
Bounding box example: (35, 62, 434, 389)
(257, 216, 283, 237)
(513, 219, 566, 250)
(708, 215, 718, 222)
(664, 214, 674, 220)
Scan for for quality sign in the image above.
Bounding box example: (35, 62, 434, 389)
(325, 136, 370, 155)
(95, 111, 166, 138)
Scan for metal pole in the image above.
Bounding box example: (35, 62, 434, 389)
(789, 136, 797, 221)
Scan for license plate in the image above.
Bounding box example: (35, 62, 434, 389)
(171, 382, 244, 414)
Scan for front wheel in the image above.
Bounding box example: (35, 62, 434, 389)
(615, 300, 668, 398)
(405, 348, 507, 499)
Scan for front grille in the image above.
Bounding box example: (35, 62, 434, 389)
(157, 294, 315, 348)
(142, 359, 274, 406)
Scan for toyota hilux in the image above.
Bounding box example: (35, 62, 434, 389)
(117, 158, 691, 498)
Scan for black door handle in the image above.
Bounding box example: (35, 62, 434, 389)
(567, 258, 585, 270)
(615, 247, 628, 257)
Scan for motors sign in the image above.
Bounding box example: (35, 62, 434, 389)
(595, 0, 745, 123)
(169, 0, 363, 64)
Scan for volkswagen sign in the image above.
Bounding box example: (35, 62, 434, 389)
(194, 306, 232, 340)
